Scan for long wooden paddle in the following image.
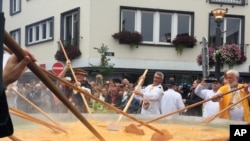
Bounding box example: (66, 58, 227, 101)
(58, 40, 92, 116)
(139, 86, 245, 126)
(201, 94, 250, 123)
(4, 31, 105, 141)
(107, 69, 148, 131)
(42, 69, 164, 135)
(9, 87, 66, 131)
(9, 107, 66, 133)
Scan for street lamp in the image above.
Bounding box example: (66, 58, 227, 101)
(211, 8, 227, 80)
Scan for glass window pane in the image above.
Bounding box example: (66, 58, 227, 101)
(226, 18, 240, 44)
(73, 12, 79, 46)
(28, 28, 33, 43)
(121, 10, 135, 32)
(141, 11, 154, 41)
(13, 0, 17, 12)
(35, 26, 39, 41)
(42, 23, 46, 39)
(177, 14, 190, 35)
(159, 13, 172, 43)
(209, 17, 216, 47)
(209, 17, 224, 47)
(10, 30, 20, 44)
(49, 21, 53, 38)
(65, 15, 73, 41)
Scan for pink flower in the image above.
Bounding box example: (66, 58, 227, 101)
(197, 44, 247, 69)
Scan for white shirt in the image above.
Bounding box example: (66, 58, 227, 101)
(160, 89, 185, 117)
(228, 87, 244, 121)
(140, 84, 163, 114)
(195, 84, 219, 118)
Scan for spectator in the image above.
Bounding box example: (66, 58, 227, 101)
(72, 69, 91, 113)
(57, 61, 73, 113)
(183, 79, 203, 116)
(194, 78, 222, 118)
(105, 86, 122, 108)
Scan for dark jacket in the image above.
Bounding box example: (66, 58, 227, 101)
(0, 90, 14, 137)
(184, 89, 203, 117)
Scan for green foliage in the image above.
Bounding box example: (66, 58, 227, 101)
(89, 44, 114, 78)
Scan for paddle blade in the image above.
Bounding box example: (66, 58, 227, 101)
(106, 122, 124, 131)
(151, 129, 173, 141)
(124, 123, 144, 135)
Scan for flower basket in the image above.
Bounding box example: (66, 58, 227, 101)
(215, 44, 246, 68)
(112, 30, 143, 48)
(172, 33, 197, 55)
(55, 45, 81, 61)
(196, 44, 247, 69)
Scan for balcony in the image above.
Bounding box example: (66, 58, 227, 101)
(207, 0, 248, 6)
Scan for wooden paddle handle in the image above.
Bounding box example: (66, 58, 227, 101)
(58, 39, 92, 115)
(58, 39, 78, 80)
(58, 40, 70, 61)
(42, 69, 164, 135)
(116, 69, 148, 123)
(143, 86, 245, 124)
(4, 31, 105, 141)
(9, 87, 65, 129)
(202, 94, 250, 123)
(9, 107, 66, 133)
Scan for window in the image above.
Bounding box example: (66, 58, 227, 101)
(10, 0, 21, 15)
(121, 7, 194, 45)
(10, 28, 21, 45)
(209, 15, 244, 47)
(61, 8, 80, 47)
(25, 17, 54, 46)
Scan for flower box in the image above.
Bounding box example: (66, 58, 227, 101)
(196, 44, 247, 69)
(172, 33, 197, 55)
(55, 45, 81, 61)
(112, 30, 143, 48)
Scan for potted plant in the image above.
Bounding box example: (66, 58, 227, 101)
(215, 44, 247, 68)
(172, 33, 197, 55)
(112, 30, 143, 48)
(196, 44, 247, 69)
(55, 45, 81, 61)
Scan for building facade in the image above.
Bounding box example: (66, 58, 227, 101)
(2, 0, 250, 85)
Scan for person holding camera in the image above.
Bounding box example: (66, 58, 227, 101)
(182, 79, 203, 116)
(194, 78, 223, 118)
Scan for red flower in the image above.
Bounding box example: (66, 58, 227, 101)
(172, 33, 197, 48)
(55, 45, 81, 61)
(112, 31, 143, 44)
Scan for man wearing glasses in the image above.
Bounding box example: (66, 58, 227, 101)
(134, 71, 164, 114)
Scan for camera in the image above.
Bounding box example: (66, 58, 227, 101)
(204, 78, 217, 83)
